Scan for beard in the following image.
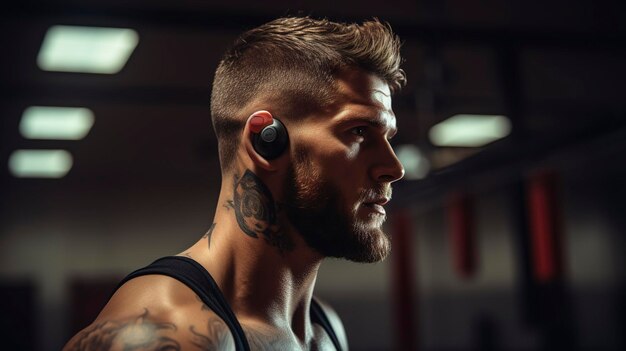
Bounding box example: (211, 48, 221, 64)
(282, 148, 392, 263)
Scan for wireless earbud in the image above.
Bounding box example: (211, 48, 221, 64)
(248, 111, 289, 160)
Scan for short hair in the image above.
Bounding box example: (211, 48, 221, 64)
(210, 16, 406, 171)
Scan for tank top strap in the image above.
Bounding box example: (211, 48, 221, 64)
(310, 297, 343, 351)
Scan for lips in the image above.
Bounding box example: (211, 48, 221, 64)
(372, 197, 390, 206)
(362, 197, 389, 215)
(364, 197, 389, 205)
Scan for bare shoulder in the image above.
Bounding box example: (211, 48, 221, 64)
(62, 274, 235, 351)
(314, 297, 349, 351)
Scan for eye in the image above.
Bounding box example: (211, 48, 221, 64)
(350, 126, 367, 137)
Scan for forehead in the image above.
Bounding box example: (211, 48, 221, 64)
(330, 70, 396, 128)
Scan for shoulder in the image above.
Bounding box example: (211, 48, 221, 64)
(63, 274, 235, 351)
(314, 297, 349, 351)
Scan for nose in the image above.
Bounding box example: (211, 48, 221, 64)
(370, 141, 405, 183)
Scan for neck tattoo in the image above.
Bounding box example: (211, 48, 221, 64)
(202, 223, 216, 249)
(228, 170, 294, 253)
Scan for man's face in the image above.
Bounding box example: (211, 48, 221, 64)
(283, 70, 404, 263)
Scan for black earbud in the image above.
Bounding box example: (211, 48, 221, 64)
(251, 116, 289, 160)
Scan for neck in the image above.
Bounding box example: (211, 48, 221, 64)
(183, 170, 323, 340)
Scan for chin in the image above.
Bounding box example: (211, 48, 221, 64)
(290, 204, 392, 263)
(363, 212, 387, 229)
(342, 223, 392, 263)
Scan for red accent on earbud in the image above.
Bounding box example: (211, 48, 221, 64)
(249, 111, 274, 134)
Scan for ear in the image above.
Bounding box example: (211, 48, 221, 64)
(243, 111, 279, 172)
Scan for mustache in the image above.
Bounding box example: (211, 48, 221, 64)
(359, 185, 392, 202)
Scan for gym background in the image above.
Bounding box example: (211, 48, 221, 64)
(0, 0, 624, 350)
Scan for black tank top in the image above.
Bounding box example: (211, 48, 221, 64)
(113, 256, 343, 351)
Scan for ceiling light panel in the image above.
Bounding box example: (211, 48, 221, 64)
(429, 114, 512, 147)
(37, 25, 139, 74)
(20, 106, 95, 140)
(8, 150, 73, 178)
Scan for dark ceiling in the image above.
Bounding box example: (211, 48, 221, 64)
(1, 0, 625, 206)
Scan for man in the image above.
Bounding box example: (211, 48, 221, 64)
(64, 16, 405, 351)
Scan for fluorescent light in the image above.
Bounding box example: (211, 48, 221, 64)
(429, 114, 512, 147)
(20, 106, 94, 140)
(8, 150, 73, 178)
(37, 25, 139, 74)
(395, 144, 430, 180)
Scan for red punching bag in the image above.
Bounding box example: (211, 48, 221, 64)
(527, 171, 564, 283)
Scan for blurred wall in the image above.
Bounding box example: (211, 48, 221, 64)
(0, 178, 221, 350)
(408, 133, 626, 351)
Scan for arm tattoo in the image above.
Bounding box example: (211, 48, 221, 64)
(191, 295, 235, 350)
(231, 170, 294, 253)
(189, 320, 234, 350)
(66, 309, 180, 351)
(202, 223, 216, 249)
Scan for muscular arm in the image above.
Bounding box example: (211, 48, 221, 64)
(62, 276, 234, 351)
(63, 309, 236, 351)
(63, 309, 179, 351)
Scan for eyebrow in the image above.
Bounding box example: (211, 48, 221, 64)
(338, 114, 398, 138)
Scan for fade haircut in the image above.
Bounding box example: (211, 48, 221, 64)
(210, 16, 406, 172)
